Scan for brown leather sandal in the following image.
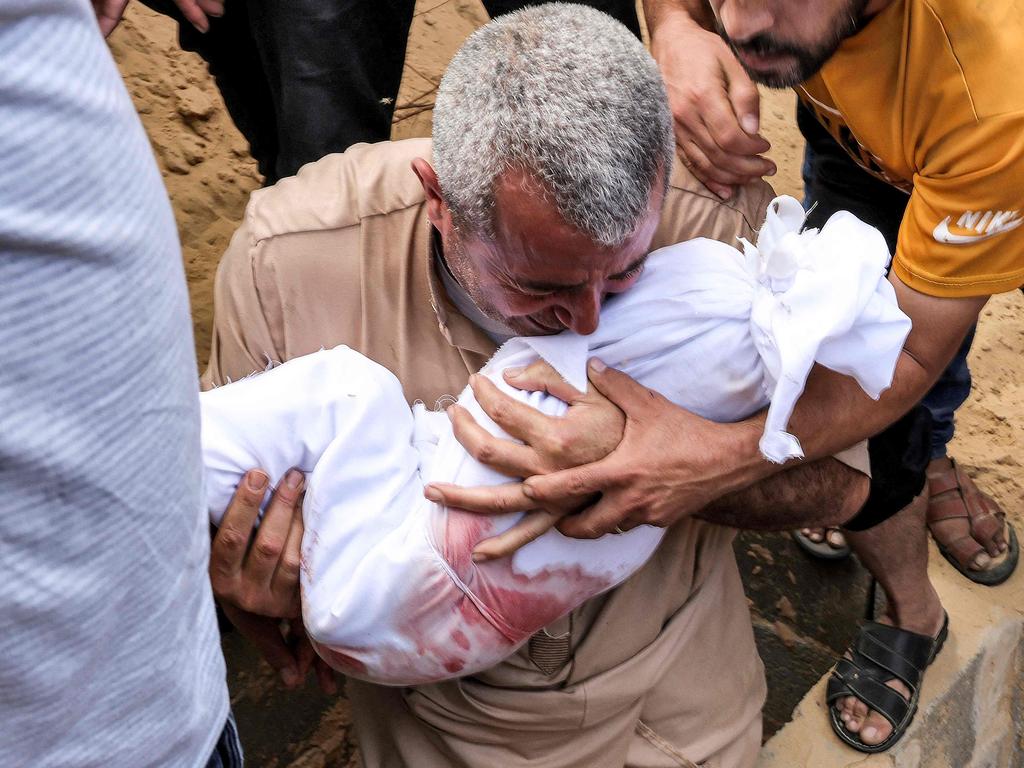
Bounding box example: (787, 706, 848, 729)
(926, 458, 1018, 586)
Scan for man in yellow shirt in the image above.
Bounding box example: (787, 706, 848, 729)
(442, 0, 1021, 755)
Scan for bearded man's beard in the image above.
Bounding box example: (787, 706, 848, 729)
(717, 0, 870, 87)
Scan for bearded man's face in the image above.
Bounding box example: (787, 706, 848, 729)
(709, 0, 872, 87)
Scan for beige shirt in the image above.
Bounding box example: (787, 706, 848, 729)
(204, 139, 776, 767)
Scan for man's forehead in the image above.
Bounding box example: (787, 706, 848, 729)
(490, 169, 570, 241)
(487, 168, 659, 277)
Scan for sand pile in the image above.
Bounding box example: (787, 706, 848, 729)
(107, 5, 260, 370)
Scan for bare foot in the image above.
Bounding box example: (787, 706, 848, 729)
(799, 526, 847, 550)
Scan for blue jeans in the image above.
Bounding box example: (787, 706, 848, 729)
(206, 712, 244, 768)
(920, 327, 975, 459)
(798, 101, 974, 460)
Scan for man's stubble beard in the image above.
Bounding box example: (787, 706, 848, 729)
(717, 0, 871, 88)
(444, 231, 539, 337)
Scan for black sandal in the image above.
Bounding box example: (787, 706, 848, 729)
(826, 613, 949, 753)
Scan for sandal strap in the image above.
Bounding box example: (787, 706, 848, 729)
(855, 632, 922, 690)
(827, 664, 908, 730)
(927, 460, 963, 497)
(826, 617, 948, 731)
(926, 460, 1007, 570)
(927, 492, 971, 523)
(859, 621, 938, 671)
(927, 461, 1006, 528)
(971, 495, 1006, 540)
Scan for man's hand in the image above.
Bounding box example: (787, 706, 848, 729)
(524, 359, 752, 536)
(210, 468, 305, 618)
(210, 469, 338, 693)
(428, 358, 752, 558)
(425, 360, 623, 558)
(92, 0, 224, 37)
(648, 8, 775, 198)
(445, 361, 625, 478)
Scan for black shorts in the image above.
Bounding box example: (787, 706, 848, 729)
(842, 405, 933, 532)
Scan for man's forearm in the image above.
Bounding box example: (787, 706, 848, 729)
(722, 340, 954, 498)
(642, 0, 714, 32)
(697, 457, 869, 530)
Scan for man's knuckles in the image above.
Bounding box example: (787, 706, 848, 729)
(276, 553, 302, 581)
(486, 492, 518, 514)
(469, 438, 499, 466)
(252, 535, 285, 562)
(560, 470, 600, 498)
(484, 396, 516, 427)
(212, 526, 251, 555)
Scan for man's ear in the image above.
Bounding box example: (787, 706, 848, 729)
(411, 158, 452, 234)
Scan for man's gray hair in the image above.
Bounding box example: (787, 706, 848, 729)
(432, 3, 673, 247)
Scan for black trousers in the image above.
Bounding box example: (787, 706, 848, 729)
(142, 0, 641, 184)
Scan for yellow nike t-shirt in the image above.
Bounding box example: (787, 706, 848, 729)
(798, 0, 1024, 297)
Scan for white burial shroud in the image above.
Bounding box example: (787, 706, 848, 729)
(200, 196, 910, 685)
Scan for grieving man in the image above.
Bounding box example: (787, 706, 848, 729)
(203, 6, 872, 766)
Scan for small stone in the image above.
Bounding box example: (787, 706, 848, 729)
(175, 85, 215, 123)
(159, 145, 190, 175)
(772, 620, 800, 649)
(748, 543, 775, 565)
(180, 133, 206, 166)
(775, 596, 797, 621)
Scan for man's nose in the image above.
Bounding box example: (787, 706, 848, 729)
(556, 287, 601, 335)
(718, 0, 775, 42)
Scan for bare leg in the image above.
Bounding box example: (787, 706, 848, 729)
(836, 493, 945, 746)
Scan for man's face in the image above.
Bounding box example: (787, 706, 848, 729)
(708, 0, 873, 87)
(445, 169, 664, 337)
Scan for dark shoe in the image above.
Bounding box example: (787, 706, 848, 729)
(826, 614, 949, 753)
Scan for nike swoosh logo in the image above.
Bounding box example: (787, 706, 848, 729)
(933, 215, 1024, 244)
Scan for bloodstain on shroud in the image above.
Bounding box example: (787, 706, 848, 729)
(311, 503, 625, 686)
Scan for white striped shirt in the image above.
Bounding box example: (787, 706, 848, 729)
(0, 1, 227, 765)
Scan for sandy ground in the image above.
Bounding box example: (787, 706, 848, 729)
(107, 0, 1023, 761)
